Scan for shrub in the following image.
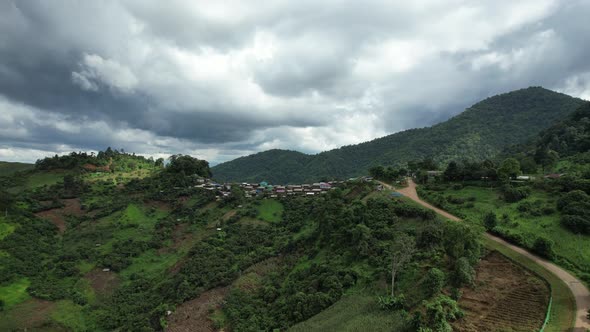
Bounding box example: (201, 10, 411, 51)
(557, 190, 589, 211)
(483, 212, 497, 231)
(561, 215, 590, 234)
(424, 268, 446, 297)
(423, 295, 464, 332)
(377, 294, 406, 311)
(533, 237, 556, 260)
(502, 185, 531, 202)
(452, 257, 474, 287)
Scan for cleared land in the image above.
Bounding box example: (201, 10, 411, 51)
(454, 251, 549, 332)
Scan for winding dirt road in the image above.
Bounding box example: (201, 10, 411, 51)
(387, 179, 590, 331)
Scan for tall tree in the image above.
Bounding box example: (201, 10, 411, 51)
(389, 233, 416, 297)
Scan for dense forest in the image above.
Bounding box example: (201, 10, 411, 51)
(212, 87, 586, 183)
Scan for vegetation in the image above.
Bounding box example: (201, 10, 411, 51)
(0, 149, 485, 331)
(418, 101, 590, 286)
(213, 87, 585, 183)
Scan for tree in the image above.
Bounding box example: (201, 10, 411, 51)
(497, 158, 521, 181)
(167, 154, 212, 178)
(444, 161, 462, 181)
(389, 233, 416, 297)
(424, 268, 446, 297)
(483, 211, 497, 231)
(453, 257, 475, 287)
(533, 237, 555, 260)
(0, 299, 4, 311)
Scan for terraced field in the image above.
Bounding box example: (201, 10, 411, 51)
(454, 251, 549, 332)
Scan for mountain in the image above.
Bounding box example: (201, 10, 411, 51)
(212, 87, 586, 183)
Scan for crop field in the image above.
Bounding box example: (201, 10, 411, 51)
(422, 185, 590, 275)
(454, 251, 549, 332)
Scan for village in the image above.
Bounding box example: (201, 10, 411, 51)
(191, 176, 376, 200)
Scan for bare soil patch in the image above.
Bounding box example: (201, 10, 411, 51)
(35, 198, 83, 233)
(166, 287, 230, 332)
(0, 299, 58, 330)
(453, 251, 550, 332)
(85, 268, 120, 296)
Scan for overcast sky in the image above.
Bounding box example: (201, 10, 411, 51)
(1, 0, 590, 164)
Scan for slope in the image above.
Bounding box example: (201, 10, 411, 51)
(212, 87, 586, 183)
(0, 162, 34, 176)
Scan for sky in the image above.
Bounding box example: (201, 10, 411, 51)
(1, 0, 590, 165)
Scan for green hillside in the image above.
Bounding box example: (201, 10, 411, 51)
(0, 150, 488, 331)
(0, 162, 34, 176)
(212, 87, 586, 183)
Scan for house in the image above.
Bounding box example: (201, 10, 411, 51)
(259, 181, 269, 187)
(426, 171, 443, 177)
(319, 182, 332, 190)
(516, 175, 532, 181)
(306, 192, 315, 196)
(544, 173, 565, 179)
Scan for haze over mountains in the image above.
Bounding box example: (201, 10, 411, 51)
(212, 87, 586, 183)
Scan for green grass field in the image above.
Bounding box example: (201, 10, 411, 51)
(288, 291, 407, 332)
(257, 199, 284, 222)
(0, 278, 31, 309)
(0, 161, 34, 176)
(426, 185, 590, 274)
(50, 300, 92, 331)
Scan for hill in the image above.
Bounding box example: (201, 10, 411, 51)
(0, 162, 34, 176)
(0, 150, 490, 331)
(212, 87, 586, 183)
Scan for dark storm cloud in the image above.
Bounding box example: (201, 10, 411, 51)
(1, 0, 590, 163)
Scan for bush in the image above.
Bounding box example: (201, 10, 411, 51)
(424, 268, 446, 297)
(561, 215, 590, 234)
(377, 294, 406, 310)
(502, 185, 531, 202)
(557, 190, 589, 211)
(483, 212, 497, 231)
(452, 257, 474, 287)
(533, 237, 556, 260)
(423, 295, 464, 332)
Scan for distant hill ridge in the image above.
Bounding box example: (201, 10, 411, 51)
(212, 87, 586, 183)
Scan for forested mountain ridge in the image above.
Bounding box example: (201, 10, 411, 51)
(212, 87, 586, 183)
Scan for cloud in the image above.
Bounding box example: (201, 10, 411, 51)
(0, 0, 589, 164)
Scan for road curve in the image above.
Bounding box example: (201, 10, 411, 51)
(386, 179, 590, 331)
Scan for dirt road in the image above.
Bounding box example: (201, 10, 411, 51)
(384, 179, 590, 331)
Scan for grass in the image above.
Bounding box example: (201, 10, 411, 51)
(50, 300, 92, 331)
(6, 170, 68, 193)
(257, 199, 283, 222)
(288, 291, 408, 332)
(120, 249, 182, 280)
(0, 278, 31, 309)
(98, 203, 167, 254)
(0, 218, 15, 240)
(426, 185, 590, 274)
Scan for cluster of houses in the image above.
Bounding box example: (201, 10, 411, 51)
(239, 181, 344, 198)
(185, 176, 376, 200)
